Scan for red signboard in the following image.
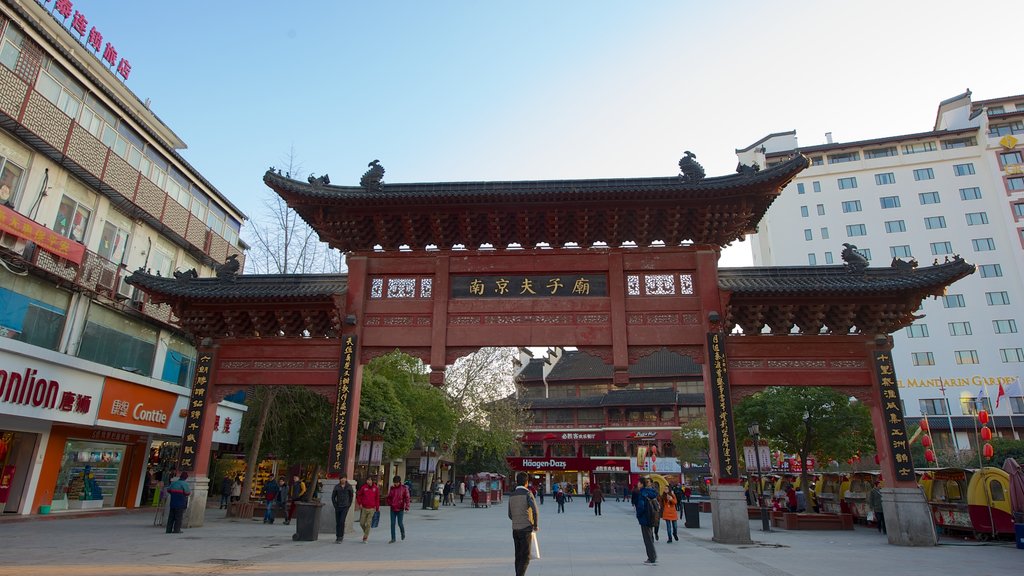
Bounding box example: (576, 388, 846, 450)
(0, 205, 85, 264)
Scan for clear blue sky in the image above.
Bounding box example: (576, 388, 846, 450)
(67, 0, 1021, 266)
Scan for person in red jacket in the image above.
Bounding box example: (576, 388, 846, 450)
(356, 476, 381, 543)
(386, 475, 411, 543)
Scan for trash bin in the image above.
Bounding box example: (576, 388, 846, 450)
(292, 501, 323, 541)
(683, 501, 700, 529)
(1015, 523, 1024, 550)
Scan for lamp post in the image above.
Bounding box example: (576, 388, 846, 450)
(748, 424, 771, 532)
(421, 441, 435, 509)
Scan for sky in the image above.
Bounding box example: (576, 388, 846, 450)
(58, 0, 1023, 268)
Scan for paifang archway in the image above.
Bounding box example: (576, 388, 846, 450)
(129, 154, 973, 545)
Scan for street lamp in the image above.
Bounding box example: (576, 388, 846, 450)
(421, 440, 436, 509)
(748, 424, 771, 532)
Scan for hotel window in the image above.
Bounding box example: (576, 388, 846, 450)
(911, 352, 935, 366)
(948, 321, 972, 336)
(918, 191, 940, 205)
(890, 245, 912, 258)
(824, 251, 833, 264)
(903, 142, 936, 154)
(0, 153, 26, 208)
(919, 399, 949, 416)
(993, 319, 1018, 334)
(828, 152, 860, 164)
(812, 181, 821, 193)
(838, 177, 858, 189)
(885, 220, 906, 233)
(906, 324, 929, 338)
(816, 204, 825, 216)
(941, 136, 977, 149)
(959, 187, 982, 200)
(1001, 348, 1024, 363)
(808, 253, 817, 265)
(979, 264, 1002, 278)
(972, 238, 995, 252)
(1009, 177, 1024, 191)
(880, 196, 901, 209)
(962, 396, 991, 415)
(864, 146, 897, 159)
(953, 163, 975, 176)
(943, 294, 965, 308)
(804, 229, 813, 241)
(810, 156, 823, 166)
(988, 121, 1023, 136)
(913, 168, 935, 181)
(35, 58, 85, 119)
(930, 241, 953, 255)
(1000, 151, 1023, 166)
(875, 172, 896, 185)
(954, 350, 979, 365)
(965, 212, 988, 225)
(800, 206, 809, 217)
(924, 216, 946, 230)
(53, 195, 92, 243)
(820, 227, 829, 240)
(797, 182, 805, 194)
(846, 224, 867, 237)
(841, 200, 862, 213)
(986, 291, 1010, 306)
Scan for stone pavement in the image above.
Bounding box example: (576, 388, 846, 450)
(0, 496, 1020, 576)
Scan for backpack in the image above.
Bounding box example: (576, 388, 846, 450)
(644, 492, 661, 527)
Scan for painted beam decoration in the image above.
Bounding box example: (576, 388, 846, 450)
(874, 351, 916, 481)
(707, 332, 738, 479)
(178, 352, 212, 471)
(451, 274, 607, 298)
(328, 335, 357, 474)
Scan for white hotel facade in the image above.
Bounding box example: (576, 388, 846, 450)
(737, 90, 1024, 453)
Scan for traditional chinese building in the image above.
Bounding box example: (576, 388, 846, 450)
(0, 1, 246, 516)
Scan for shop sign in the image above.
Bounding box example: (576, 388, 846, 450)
(0, 204, 85, 264)
(0, 357, 100, 424)
(593, 465, 626, 473)
(631, 456, 682, 474)
(211, 404, 244, 445)
(96, 377, 177, 430)
(506, 457, 594, 471)
(35, 0, 132, 79)
(629, 431, 657, 439)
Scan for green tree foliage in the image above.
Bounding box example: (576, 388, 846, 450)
(734, 386, 875, 494)
(671, 419, 710, 466)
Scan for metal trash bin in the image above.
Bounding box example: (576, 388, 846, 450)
(292, 501, 323, 541)
(683, 501, 700, 529)
(1015, 523, 1024, 550)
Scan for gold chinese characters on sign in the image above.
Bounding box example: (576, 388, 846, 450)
(328, 335, 357, 473)
(874, 351, 915, 482)
(178, 353, 213, 472)
(451, 274, 607, 298)
(707, 332, 738, 479)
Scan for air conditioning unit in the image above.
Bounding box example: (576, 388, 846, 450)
(129, 287, 145, 309)
(116, 276, 133, 300)
(97, 265, 117, 290)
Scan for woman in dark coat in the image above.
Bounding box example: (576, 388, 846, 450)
(590, 484, 604, 516)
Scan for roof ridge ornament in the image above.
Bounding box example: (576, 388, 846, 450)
(890, 257, 918, 273)
(841, 243, 869, 274)
(307, 173, 330, 188)
(360, 159, 385, 191)
(173, 268, 199, 281)
(678, 150, 706, 183)
(215, 254, 240, 282)
(736, 161, 760, 176)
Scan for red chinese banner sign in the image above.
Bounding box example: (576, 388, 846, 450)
(0, 204, 84, 264)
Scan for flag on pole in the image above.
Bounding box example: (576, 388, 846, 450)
(976, 388, 987, 411)
(996, 383, 1006, 408)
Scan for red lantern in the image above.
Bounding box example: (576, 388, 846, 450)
(847, 458, 854, 465)
(983, 443, 994, 460)
(978, 410, 989, 424)
(980, 426, 992, 441)
(924, 449, 936, 462)
(919, 419, 929, 432)
(921, 435, 932, 448)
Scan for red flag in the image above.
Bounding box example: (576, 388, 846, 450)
(995, 383, 1005, 408)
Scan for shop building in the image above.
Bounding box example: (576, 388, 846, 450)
(0, 1, 247, 515)
(737, 91, 1024, 453)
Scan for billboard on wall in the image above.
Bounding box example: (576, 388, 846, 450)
(0, 350, 101, 425)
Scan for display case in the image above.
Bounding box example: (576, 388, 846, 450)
(52, 440, 124, 510)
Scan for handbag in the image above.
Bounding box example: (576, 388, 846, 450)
(588, 500, 595, 508)
(866, 511, 876, 522)
(530, 531, 541, 559)
(371, 509, 380, 528)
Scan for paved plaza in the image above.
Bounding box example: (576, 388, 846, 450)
(0, 497, 1020, 576)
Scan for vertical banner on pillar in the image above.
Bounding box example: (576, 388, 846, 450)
(873, 351, 915, 482)
(707, 332, 738, 479)
(178, 352, 213, 472)
(328, 335, 357, 474)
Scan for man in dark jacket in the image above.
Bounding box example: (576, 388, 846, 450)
(284, 475, 306, 525)
(165, 472, 191, 534)
(331, 476, 355, 543)
(635, 477, 658, 565)
(508, 472, 539, 576)
(262, 477, 280, 524)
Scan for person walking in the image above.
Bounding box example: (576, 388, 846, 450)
(276, 477, 287, 519)
(165, 472, 191, 534)
(284, 475, 306, 525)
(554, 486, 565, 513)
(636, 477, 658, 565)
(458, 480, 466, 503)
(869, 481, 886, 534)
(443, 480, 453, 506)
(590, 483, 604, 516)
(357, 476, 381, 543)
(331, 476, 354, 543)
(660, 485, 679, 542)
(387, 475, 411, 543)
(230, 475, 242, 503)
(219, 475, 232, 509)
(508, 472, 539, 576)
(262, 477, 280, 524)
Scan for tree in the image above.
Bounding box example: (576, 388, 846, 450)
(734, 386, 875, 498)
(672, 419, 710, 468)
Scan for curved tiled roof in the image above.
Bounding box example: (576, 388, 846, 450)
(126, 271, 347, 302)
(264, 155, 809, 252)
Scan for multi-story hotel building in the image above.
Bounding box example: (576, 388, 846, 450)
(737, 91, 1024, 455)
(0, 1, 246, 515)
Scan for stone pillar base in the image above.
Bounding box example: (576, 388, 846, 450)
(710, 484, 752, 544)
(185, 475, 210, 528)
(882, 487, 936, 546)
